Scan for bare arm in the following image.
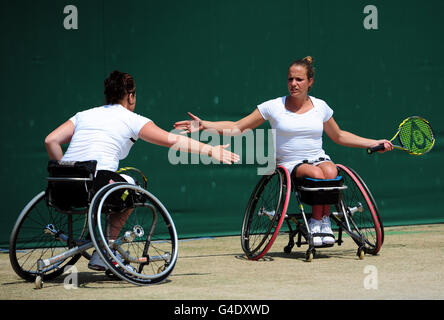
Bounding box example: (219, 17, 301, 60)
(174, 108, 265, 135)
(139, 121, 240, 164)
(44, 120, 75, 160)
(324, 117, 393, 152)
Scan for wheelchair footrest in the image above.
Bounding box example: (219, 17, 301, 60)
(311, 233, 336, 248)
(311, 232, 336, 239)
(313, 243, 335, 248)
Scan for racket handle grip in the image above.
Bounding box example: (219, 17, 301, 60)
(367, 143, 385, 154)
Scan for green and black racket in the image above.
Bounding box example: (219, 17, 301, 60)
(367, 116, 435, 155)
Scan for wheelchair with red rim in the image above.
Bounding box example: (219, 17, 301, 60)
(241, 164, 383, 261)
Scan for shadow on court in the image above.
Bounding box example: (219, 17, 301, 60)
(1, 224, 444, 300)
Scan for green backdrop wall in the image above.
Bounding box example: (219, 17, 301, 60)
(1, 0, 443, 247)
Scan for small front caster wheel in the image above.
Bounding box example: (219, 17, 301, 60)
(35, 276, 43, 289)
(305, 249, 315, 262)
(284, 245, 293, 254)
(357, 247, 365, 260)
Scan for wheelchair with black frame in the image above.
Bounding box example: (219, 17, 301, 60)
(9, 160, 178, 288)
(241, 164, 384, 261)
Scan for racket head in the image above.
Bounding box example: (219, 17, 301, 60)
(397, 116, 435, 155)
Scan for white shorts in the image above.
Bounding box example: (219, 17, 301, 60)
(119, 173, 136, 185)
(279, 156, 333, 176)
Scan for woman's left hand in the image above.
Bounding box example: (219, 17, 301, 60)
(210, 144, 240, 164)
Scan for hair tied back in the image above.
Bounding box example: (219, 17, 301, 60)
(303, 56, 313, 65)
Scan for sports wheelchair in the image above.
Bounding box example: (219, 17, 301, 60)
(9, 160, 178, 288)
(241, 164, 383, 261)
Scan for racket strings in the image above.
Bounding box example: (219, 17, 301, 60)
(398, 118, 434, 154)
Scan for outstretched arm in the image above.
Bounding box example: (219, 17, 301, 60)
(44, 120, 75, 160)
(324, 117, 393, 152)
(174, 109, 265, 136)
(139, 121, 240, 164)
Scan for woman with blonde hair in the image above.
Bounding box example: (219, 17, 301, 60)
(174, 56, 393, 247)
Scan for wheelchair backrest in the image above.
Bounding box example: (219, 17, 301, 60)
(293, 176, 347, 205)
(46, 160, 97, 213)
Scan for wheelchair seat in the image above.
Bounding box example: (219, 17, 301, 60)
(46, 160, 97, 213)
(293, 176, 347, 205)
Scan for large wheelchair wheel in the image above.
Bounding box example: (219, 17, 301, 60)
(9, 191, 88, 282)
(336, 164, 383, 255)
(241, 166, 291, 260)
(88, 183, 178, 285)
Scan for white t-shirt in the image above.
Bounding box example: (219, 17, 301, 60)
(62, 104, 151, 171)
(257, 96, 333, 170)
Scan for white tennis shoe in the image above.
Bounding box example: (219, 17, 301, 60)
(88, 250, 109, 271)
(321, 216, 335, 245)
(308, 218, 323, 247)
(88, 250, 132, 272)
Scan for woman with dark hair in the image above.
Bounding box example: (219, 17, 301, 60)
(45, 70, 240, 270)
(174, 56, 393, 247)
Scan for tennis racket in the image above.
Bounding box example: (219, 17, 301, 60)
(116, 166, 148, 188)
(367, 116, 435, 155)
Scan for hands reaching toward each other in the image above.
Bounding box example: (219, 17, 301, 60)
(174, 112, 203, 134)
(208, 144, 240, 164)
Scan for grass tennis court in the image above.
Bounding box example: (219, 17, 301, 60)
(1, 224, 443, 300)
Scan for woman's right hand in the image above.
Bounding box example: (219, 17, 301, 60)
(174, 112, 204, 134)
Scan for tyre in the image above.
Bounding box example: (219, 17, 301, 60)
(337, 164, 383, 255)
(88, 183, 178, 285)
(9, 191, 87, 282)
(241, 166, 291, 260)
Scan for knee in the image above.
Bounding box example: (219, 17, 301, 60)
(311, 167, 326, 180)
(323, 165, 338, 180)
